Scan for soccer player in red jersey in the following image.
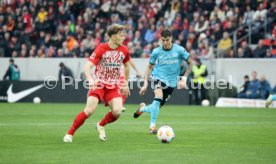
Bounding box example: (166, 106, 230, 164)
(63, 24, 130, 142)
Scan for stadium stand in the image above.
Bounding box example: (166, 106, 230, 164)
(0, 0, 275, 58)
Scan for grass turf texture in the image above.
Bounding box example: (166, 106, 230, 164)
(0, 103, 276, 164)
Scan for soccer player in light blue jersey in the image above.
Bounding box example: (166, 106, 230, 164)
(266, 94, 276, 108)
(133, 29, 193, 134)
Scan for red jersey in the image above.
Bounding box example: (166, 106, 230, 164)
(88, 43, 130, 85)
(23, 13, 33, 29)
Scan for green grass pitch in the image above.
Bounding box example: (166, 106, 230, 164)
(0, 103, 276, 164)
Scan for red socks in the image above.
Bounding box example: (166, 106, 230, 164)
(68, 111, 88, 135)
(68, 111, 119, 135)
(99, 111, 119, 126)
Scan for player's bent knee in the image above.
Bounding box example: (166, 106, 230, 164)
(84, 107, 95, 116)
(154, 89, 163, 98)
(112, 108, 122, 116)
(84, 110, 92, 116)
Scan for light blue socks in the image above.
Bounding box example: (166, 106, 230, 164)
(140, 98, 162, 128)
(272, 95, 276, 101)
(150, 99, 161, 128)
(140, 104, 152, 113)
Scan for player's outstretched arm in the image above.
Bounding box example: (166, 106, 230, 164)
(129, 60, 142, 78)
(121, 61, 130, 96)
(84, 61, 96, 89)
(183, 57, 193, 78)
(139, 64, 154, 96)
(178, 57, 193, 89)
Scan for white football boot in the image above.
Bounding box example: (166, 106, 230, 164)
(96, 122, 107, 141)
(122, 106, 126, 112)
(266, 95, 273, 108)
(63, 134, 73, 143)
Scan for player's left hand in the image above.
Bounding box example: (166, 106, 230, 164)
(178, 77, 187, 89)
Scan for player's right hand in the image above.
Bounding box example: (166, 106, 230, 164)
(89, 79, 98, 90)
(136, 72, 142, 79)
(121, 85, 130, 96)
(139, 85, 147, 96)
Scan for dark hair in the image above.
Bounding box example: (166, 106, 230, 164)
(244, 75, 249, 79)
(59, 62, 64, 67)
(9, 58, 14, 63)
(161, 29, 172, 38)
(107, 24, 125, 37)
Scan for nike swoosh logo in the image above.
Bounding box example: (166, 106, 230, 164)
(7, 84, 44, 103)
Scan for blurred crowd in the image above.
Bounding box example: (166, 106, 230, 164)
(0, 0, 275, 58)
(238, 71, 276, 100)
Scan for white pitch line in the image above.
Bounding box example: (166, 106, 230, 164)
(0, 122, 275, 126)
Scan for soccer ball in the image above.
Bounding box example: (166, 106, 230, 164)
(33, 97, 41, 104)
(157, 126, 174, 143)
(201, 99, 210, 107)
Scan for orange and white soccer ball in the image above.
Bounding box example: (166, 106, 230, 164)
(157, 126, 174, 143)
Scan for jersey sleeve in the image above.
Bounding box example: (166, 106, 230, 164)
(149, 49, 158, 65)
(180, 46, 190, 61)
(88, 45, 102, 65)
(123, 47, 130, 64)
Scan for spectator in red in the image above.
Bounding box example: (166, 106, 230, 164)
(23, 7, 33, 34)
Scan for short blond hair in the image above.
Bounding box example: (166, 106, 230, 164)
(107, 24, 125, 37)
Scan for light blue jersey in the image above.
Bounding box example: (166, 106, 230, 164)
(150, 44, 190, 88)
